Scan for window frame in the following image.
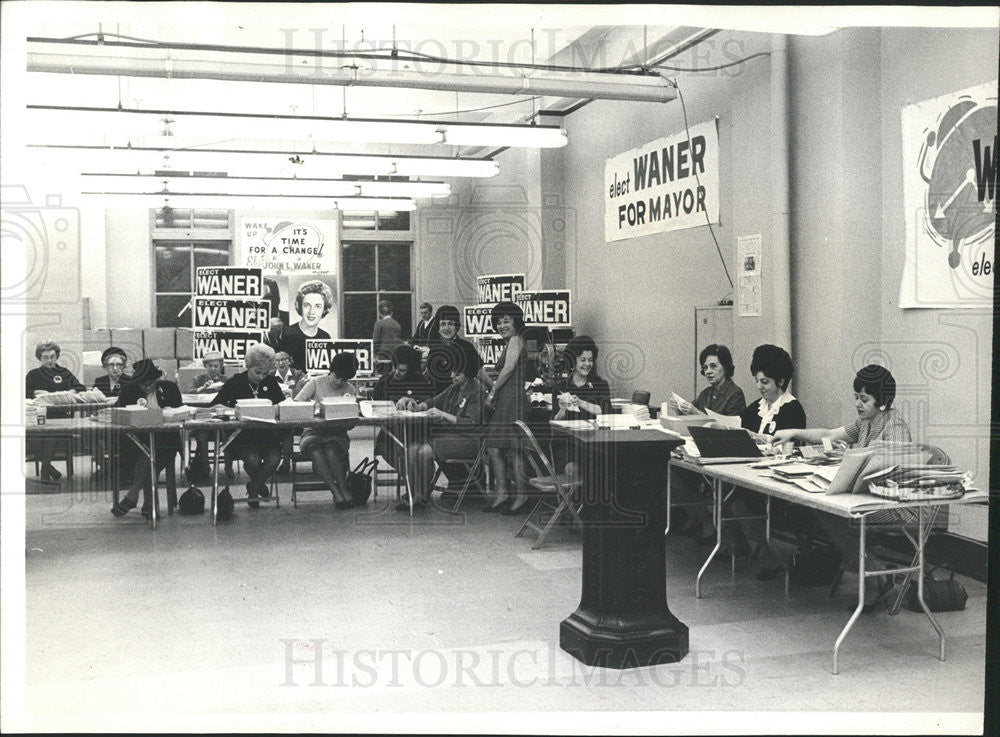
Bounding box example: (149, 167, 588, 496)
(339, 225, 414, 340)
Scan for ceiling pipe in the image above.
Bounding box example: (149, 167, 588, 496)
(26, 46, 678, 104)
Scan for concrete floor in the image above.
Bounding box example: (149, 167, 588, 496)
(16, 429, 988, 733)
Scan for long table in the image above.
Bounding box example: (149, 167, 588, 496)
(667, 454, 988, 673)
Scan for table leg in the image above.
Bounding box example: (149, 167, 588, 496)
(403, 420, 413, 517)
(696, 478, 724, 599)
(833, 515, 867, 674)
(149, 432, 158, 529)
(914, 505, 946, 662)
(211, 427, 220, 526)
(763, 496, 790, 597)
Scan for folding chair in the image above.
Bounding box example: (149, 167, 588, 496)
(512, 420, 583, 549)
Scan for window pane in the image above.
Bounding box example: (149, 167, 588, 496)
(378, 210, 410, 231)
(378, 293, 412, 339)
(342, 211, 377, 230)
(193, 242, 230, 270)
(191, 210, 230, 229)
(154, 207, 192, 229)
(155, 244, 191, 292)
(343, 293, 377, 340)
(342, 242, 376, 291)
(156, 294, 193, 328)
(377, 242, 410, 291)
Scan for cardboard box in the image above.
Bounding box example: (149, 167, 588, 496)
(83, 329, 111, 351)
(143, 328, 176, 359)
(235, 402, 276, 421)
(175, 329, 195, 361)
(112, 406, 164, 426)
(163, 406, 195, 422)
(111, 328, 144, 358)
(321, 397, 359, 420)
(278, 401, 315, 422)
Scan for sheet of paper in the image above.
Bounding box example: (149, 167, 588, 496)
(550, 419, 596, 430)
(670, 391, 706, 415)
(705, 409, 741, 428)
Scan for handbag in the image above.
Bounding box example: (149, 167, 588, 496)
(904, 568, 968, 612)
(178, 485, 205, 515)
(216, 486, 235, 521)
(789, 544, 843, 587)
(347, 457, 378, 506)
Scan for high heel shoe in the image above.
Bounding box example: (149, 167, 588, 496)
(482, 498, 511, 513)
(111, 496, 137, 517)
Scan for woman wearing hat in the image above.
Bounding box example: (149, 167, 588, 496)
(93, 346, 129, 398)
(192, 350, 227, 394)
(481, 301, 531, 514)
(111, 359, 184, 518)
(295, 351, 360, 508)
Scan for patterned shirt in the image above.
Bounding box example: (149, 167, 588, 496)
(843, 409, 911, 448)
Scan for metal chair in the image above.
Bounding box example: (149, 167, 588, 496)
(513, 420, 583, 549)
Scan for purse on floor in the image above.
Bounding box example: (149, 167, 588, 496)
(216, 486, 235, 521)
(178, 485, 205, 515)
(347, 457, 378, 506)
(904, 568, 968, 612)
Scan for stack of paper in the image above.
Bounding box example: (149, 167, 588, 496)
(321, 396, 360, 420)
(594, 413, 641, 430)
(359, 400, 395, 418)
(623, 403, 650, 421)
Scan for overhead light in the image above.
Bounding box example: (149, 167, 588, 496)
(81, 192, 417, 211)
(80, 173, 450, 199)
(26, 106, 569, 149)
(28, 145, 500, 179)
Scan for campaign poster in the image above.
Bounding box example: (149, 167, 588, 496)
(304, 339, 374, 375)
(514, 290, 572, 327)
(287, 274, 339, 340)
(192, 298, 271, 332)
(898, 80, 996, 308)
(604, 119, 720, 242)
(193, 331, 265, 362)
(238, 217, 339, 275)
(475, 337, 506, 368)
(195, 266, 263, 299)
(464, 304, 497, 337)
(476, 274, 524, 304)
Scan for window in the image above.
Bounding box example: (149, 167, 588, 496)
(341, 210, 411, 231)
(341, 241, 413, 340)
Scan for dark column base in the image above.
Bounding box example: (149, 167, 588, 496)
(560, 611, 689, 669)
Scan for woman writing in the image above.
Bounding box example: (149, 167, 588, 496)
(295, 352, 360, 509)
(481, 302, 530, 515)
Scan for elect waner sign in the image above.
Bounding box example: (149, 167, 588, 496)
(605, 120, 720, 242)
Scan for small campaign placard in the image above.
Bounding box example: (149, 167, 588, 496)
(476, 274, 524, 304)
(305, 339, 374, 375)
(475, 337, 506, 368)
(193, 298, 271, 331)
(193, 331, 265, 362)
(515, 290, 572, 326)
(195, 267, 263, 299)
(464, 304, 497, 337)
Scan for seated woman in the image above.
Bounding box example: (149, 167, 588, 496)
(423, 305, 478, 396)
(669, 345, 747, 542)
(551, 335, 611, 478)
(110, 359, 183, 518)
(398, 341, 487, 506)
(210, 343, 286, 508)
(93, 346, 129, 397)
(189, 350, 231, 480)
(294, 352, 359, 509)
(26, 340, 85, 482)
(772, 364, 910, 610)
(371, 344, 434, 508)
(273, 351, 306, 398)
(727, 344, 806, 579)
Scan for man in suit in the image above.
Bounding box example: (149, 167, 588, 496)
(409, 302, 435, 347)
(263, 317, 285, 351)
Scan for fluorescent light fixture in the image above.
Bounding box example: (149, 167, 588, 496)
(80, 192, 417, 211)
(26, 106, 568, 149)
(81, 174, 450, 199)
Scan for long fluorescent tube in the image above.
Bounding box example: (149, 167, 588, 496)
(81, 174, 450, 198)
(26, 106, 568, 148)
(80, 192, 417, 211)
(28, 145, 500, 178)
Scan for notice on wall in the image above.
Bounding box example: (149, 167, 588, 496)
(476, 274, 524, 304)
(605, 119, 720, 242)
(737, 234, 762, 317)
(515, 290, 572, 326)
(238, 218, 339, 275)
(475, 337, 506, 368)
(304, 339, 374, 375)
(193, 298, 271, 331)
(193, 331, 265, 362)
(195, 267, 263, 299)
(464, 304, 498, 337)
(898, 81, 996, 308)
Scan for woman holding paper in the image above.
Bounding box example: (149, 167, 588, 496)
(772, 365, 912, 610)
(673, 344, 746, 416)
(295, 352, 359, 509)
(550, 335, 612, 478)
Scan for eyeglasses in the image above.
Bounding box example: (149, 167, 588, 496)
(105, 361, 126, 368)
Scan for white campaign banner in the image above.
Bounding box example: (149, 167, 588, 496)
(605, 119, 720, 242)
(898, 81, 997, 308)
(238, 218, 339, 275)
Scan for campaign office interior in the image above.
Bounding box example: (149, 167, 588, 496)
(2, 4, 997, 733)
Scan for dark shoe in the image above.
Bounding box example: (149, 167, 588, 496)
(111, 496, 137, 517)
(755, 566, 782, 581)
(257, 483, 271, 500)
(40, 464, 62, 482)
(394, 497, 412, 512)
(482, 498, 511, 513)
(140, 505, 152, 519)
(246, 484, 259, 509)
(225, 463, 235, 480)
(502, 499, 530, 516)
(277, 462, 291, 475)
(335, 499, 356, 510)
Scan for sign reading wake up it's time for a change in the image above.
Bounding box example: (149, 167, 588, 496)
(605, 120, 720, 242)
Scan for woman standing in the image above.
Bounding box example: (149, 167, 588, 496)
(481, 301, 530, 514)
(294, 352, 359, 508)
(280, 280, 333, 372)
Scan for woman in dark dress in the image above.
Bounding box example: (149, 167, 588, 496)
(110, 359, 184, 518)
(25, 340, 85, 482)
(481, 302, 530, 514)
(92, 346, 129, 398)
(550, 335, 611, 476)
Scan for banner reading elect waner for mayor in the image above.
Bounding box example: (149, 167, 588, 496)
(604, 119, 720, 242)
